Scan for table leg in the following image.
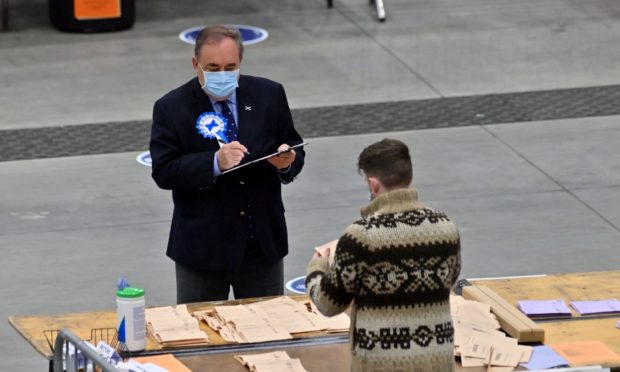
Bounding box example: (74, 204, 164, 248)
(374, 0, 386, 22)
(1, 0, 9, 31)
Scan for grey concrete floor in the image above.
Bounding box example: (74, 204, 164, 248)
(1, 0, 620, 370)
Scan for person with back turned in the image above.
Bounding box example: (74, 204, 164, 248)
(150, 25, 305, 303)
(306, 138, 461, 371)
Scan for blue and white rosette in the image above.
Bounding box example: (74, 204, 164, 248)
(196, 112, 228, 144)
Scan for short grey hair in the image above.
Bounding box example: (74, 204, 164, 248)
(194, 25, 244, 60)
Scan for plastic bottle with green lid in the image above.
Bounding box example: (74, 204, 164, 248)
(116, 279, 145, 352)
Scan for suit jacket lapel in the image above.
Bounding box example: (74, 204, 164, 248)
(191, 78, 215, 114)
(236, 77, 259, 150)
(191, 78, 224, 148)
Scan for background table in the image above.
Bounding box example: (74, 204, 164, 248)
(470, 270, 620, 370)
(177, 342, 486, 372)
(8, 295, 345, 361)
(9, 272, 620, 371)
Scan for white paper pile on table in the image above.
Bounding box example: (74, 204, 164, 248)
(193, 296, 349, 343)
(234, 351, 308, 372)
(256, 296, 349, 333)
(146, 304, 209, 347)
(199, 302, 292, 343)
(303, 300, 350, 333)
(451, 295, 532, 370)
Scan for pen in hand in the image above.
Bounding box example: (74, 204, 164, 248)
(218, 139, 250, 155)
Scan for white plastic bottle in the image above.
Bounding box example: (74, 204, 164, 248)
(116, 287, 146, 352)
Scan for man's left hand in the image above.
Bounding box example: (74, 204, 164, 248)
(267, 144, 296, 170)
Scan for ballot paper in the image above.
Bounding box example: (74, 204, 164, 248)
(549, 341, 620, 366)
(305, 300, 350, 333)
(489, 342, 523, 367)
(117, 360, 168, 372)
(130, 354, 192, 372)
(570, 299, 620, 316)
(517, 299, 573, 319)
(251, 359, 307, 372)
(520, 345, 569, 370)
(451, 295, 532, 369)
(524, 367, 610, 372)
(235, 351, 308, 372)
(146, 304, 209, 347)
(193, 296, 349, 344)
(459, 329, 525, 368)
(196, 304, 291, 343)
(235, 351, 291, 364)
(487, 367, 517, 372)
(228, 316, 292, 343)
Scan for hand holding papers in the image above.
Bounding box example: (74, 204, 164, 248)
(313, 239, 338, 264)
(222, 142, 308, 175)
(267, 143, 299, 170)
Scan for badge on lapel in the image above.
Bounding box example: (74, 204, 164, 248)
(196, 112, 228, 143)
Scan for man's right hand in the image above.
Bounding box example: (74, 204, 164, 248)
(217, 141, 248, 171)
(314, 239, 338, 259)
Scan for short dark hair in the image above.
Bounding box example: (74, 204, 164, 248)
(357, 138, 413, 189)
(194, 25, 244, 60)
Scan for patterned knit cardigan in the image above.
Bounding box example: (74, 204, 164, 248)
(306, 188, 461, 372)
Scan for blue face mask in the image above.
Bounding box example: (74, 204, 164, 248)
(199, 68, 240, 99)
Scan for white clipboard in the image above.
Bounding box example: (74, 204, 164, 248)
(221, 142, 308, 175)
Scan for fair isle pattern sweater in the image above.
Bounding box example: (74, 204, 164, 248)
(306, 188, 461, 372)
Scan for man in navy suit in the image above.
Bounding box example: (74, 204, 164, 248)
(150, 25, 305, 303)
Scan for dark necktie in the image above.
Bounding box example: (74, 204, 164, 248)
(219, 101, 238, 143)
(218, 101, 256, 241)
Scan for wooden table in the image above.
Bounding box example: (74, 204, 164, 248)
(8, 295, 345, 361)
(8, 294, 483, 371)
(470, 271, 620, 310)
(177, 342, 484, 372)
(9, 272, 620, 371)
(470, 270, 620, 370)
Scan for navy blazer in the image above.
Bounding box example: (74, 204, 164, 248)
(150, 75, 305, 270)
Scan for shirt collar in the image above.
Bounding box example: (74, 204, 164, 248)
(208, 90, 237, 108)
(360, 188, 425, 217)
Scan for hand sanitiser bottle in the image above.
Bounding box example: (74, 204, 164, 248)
(116, 286, 146, 352)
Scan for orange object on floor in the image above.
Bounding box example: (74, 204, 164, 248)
(74, 0, 121, 20)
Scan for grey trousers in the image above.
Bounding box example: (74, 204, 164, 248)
(175, 242, 284, 304)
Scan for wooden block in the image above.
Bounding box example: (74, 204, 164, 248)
(462, 285, 545, 343)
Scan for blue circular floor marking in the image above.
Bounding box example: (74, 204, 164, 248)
(136, 151, 152, 167)
(285, 276, 306, 294)
(179, 25, 269, 45)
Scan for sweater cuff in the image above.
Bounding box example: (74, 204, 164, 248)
(306, 256, 330, 277)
